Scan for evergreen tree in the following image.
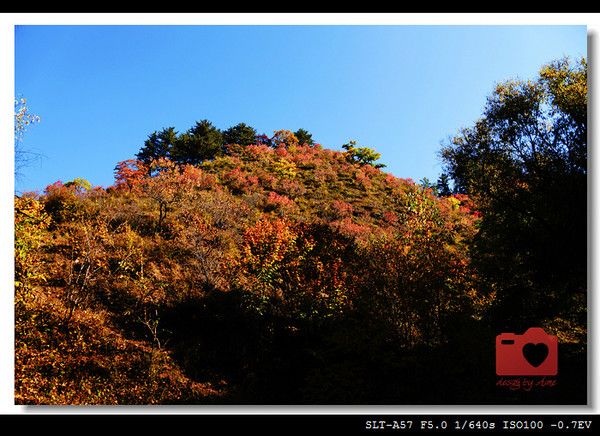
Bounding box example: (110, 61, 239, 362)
(136, 127, 177, 166)
(172, 120, 223, 165)
(436, 173, 452, 196)
(223, 123, 257, 146)
(294, 128, 315, 146)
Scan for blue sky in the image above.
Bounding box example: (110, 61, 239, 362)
(14, 25, 586, 193)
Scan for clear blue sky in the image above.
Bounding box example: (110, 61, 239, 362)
(14, 25, 586, 193)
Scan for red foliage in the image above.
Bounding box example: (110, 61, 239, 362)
(275, 178, 306, 198)
(180, 164, 217, 190)
(354, 168, 372, 190)
(243, 218, 295, 259)
(45, 180, 65, 193)
(222, 167, 260, 194)
(114, 159, 148, 193)
(449, 193, 481, 218)
(361, 164, 381, 177)
(383, 211, 399, 225)
(331, 200, 354, 218)
(264, 191, 296, 214)
(254, 133, 272, 146)
(384, 174, 401, 188)
(236, 143, 273, 161)
(330, 218, 370, 239)
(275, 144, 289, 157)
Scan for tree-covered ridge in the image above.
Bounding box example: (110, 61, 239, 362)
(136, 122, 320, 166)
(15, 57, 587, 404)
(16, 135, 483, 404)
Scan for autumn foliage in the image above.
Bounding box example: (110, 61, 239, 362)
(14, 138, 487, 405)
(15, 97, 585, 404)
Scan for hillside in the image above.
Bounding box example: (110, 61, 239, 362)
(15, 137, 488, 404)
(14, 58, 588, 406)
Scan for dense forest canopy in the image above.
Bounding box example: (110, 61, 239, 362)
(440, 57, 587, 331)
(14, 57, 587, 404)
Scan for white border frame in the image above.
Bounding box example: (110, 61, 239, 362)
(1, 13, 597, 415)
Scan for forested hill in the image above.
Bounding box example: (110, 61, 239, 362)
(14, 58, 587, 405)
(15, 130, 484, 404)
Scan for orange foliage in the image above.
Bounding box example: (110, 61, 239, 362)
(114, 159, 148, 193)
(16, 129, 486, 405)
